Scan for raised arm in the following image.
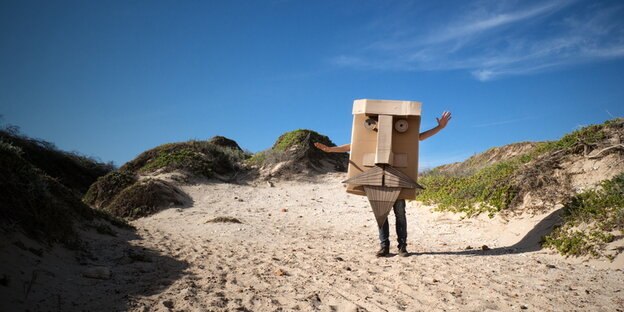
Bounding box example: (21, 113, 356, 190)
(419, 111, 451, 141)
(314, 143, 351, 153)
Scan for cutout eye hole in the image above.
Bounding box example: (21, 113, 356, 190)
(395, 119, 408, 132)
(364, 118, 378, 131)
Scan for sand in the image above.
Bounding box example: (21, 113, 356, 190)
(1, 173, 623, 311)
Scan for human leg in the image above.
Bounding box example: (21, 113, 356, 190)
(394, 199, 407, 246)
(376, 217, 390, 256)
(394, 199, 408, 256)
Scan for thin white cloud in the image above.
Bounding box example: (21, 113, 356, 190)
(332, 0, 624, 81)
(427, 0, 571, 44)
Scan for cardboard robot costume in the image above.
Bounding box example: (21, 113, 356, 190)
(343, 99, 424, 227)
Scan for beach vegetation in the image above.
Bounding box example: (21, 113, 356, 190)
(418, 118, 624, 218)
(249, 129, 347, 174)
(84, 136, 247, 219)
(105, 179, 190, 219)
(120, 138, 249, 177)
(0, 126, 130, 246)
(542, 173, 624, 258)
(84, 170, 137, 209)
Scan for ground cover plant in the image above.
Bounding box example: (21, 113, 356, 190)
(418, 118, 624, 258)
(542, 173, 624, 259)
(418, 118, 624, 218)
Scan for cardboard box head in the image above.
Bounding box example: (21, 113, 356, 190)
(345, 99, 422, 200)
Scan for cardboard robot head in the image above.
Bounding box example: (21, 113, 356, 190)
(343, 99, 423, 226)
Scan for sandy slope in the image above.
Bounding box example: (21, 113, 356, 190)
(127, 173, 623, 312)
(2, 173, 623, 311)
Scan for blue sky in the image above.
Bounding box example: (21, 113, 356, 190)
(1, 0, 623, 169)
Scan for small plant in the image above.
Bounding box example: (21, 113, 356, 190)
(206, 216, 242, 223)
(246, 149, 291, 167)
(247, 151, 267, 165)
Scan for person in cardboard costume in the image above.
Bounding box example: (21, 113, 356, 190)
(315, 99, 451, 257)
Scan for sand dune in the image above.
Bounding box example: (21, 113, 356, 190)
(2, 173, 623, 311)
(126, 173, 623, 311)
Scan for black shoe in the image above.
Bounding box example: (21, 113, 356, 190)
(376, 246, 390, 257)
(398, 245, 408, 257)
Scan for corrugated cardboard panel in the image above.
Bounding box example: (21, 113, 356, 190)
(346, 108, 421, 200)
(353, 99, 422, 116)
(375, 115, 393, 165)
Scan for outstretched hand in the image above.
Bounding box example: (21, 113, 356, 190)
(314, 142, 330, 152)
(436, 111, 452, 128)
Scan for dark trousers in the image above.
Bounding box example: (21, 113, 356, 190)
(378, 199, 407, 248)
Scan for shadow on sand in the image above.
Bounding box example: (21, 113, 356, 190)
(411, 208, 565, 257)
(0, 223, 190, 312)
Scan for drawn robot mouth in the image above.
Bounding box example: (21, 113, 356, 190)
(343, 165, 423, 227)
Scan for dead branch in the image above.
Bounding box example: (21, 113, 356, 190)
(586, 144, 624, 159)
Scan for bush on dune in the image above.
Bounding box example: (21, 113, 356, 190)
(0, 128, 113, 196)
(543, 173, 624, 259)
(84, 136, 246, 219)
(0, 138, 128, 245)
(83, 171, 137, 209)
(120, 139, 248, 177)
(247, 129, 348, 173)
(105, 179, 190, 219)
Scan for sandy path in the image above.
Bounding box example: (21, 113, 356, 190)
(124, 173, 624, 312)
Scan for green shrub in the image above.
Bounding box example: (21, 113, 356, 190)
(530, 120, 619, 156)
(542, 174, 624, 258)
(246, 149, 291, 166)
(84, 170, 137, 209)
(105, 179, 189, 219)
(419, 159, 521, 217)
(249, 129, 346, 173)
(120, 139, 248, 178)
(247, 151, 267, 165)
(0, 129, 113, 196)
(140, 148, 214, 177)
(0, 144, 92, 244)
(273, 129, 310, 151)
(0, 127, 130, 246)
